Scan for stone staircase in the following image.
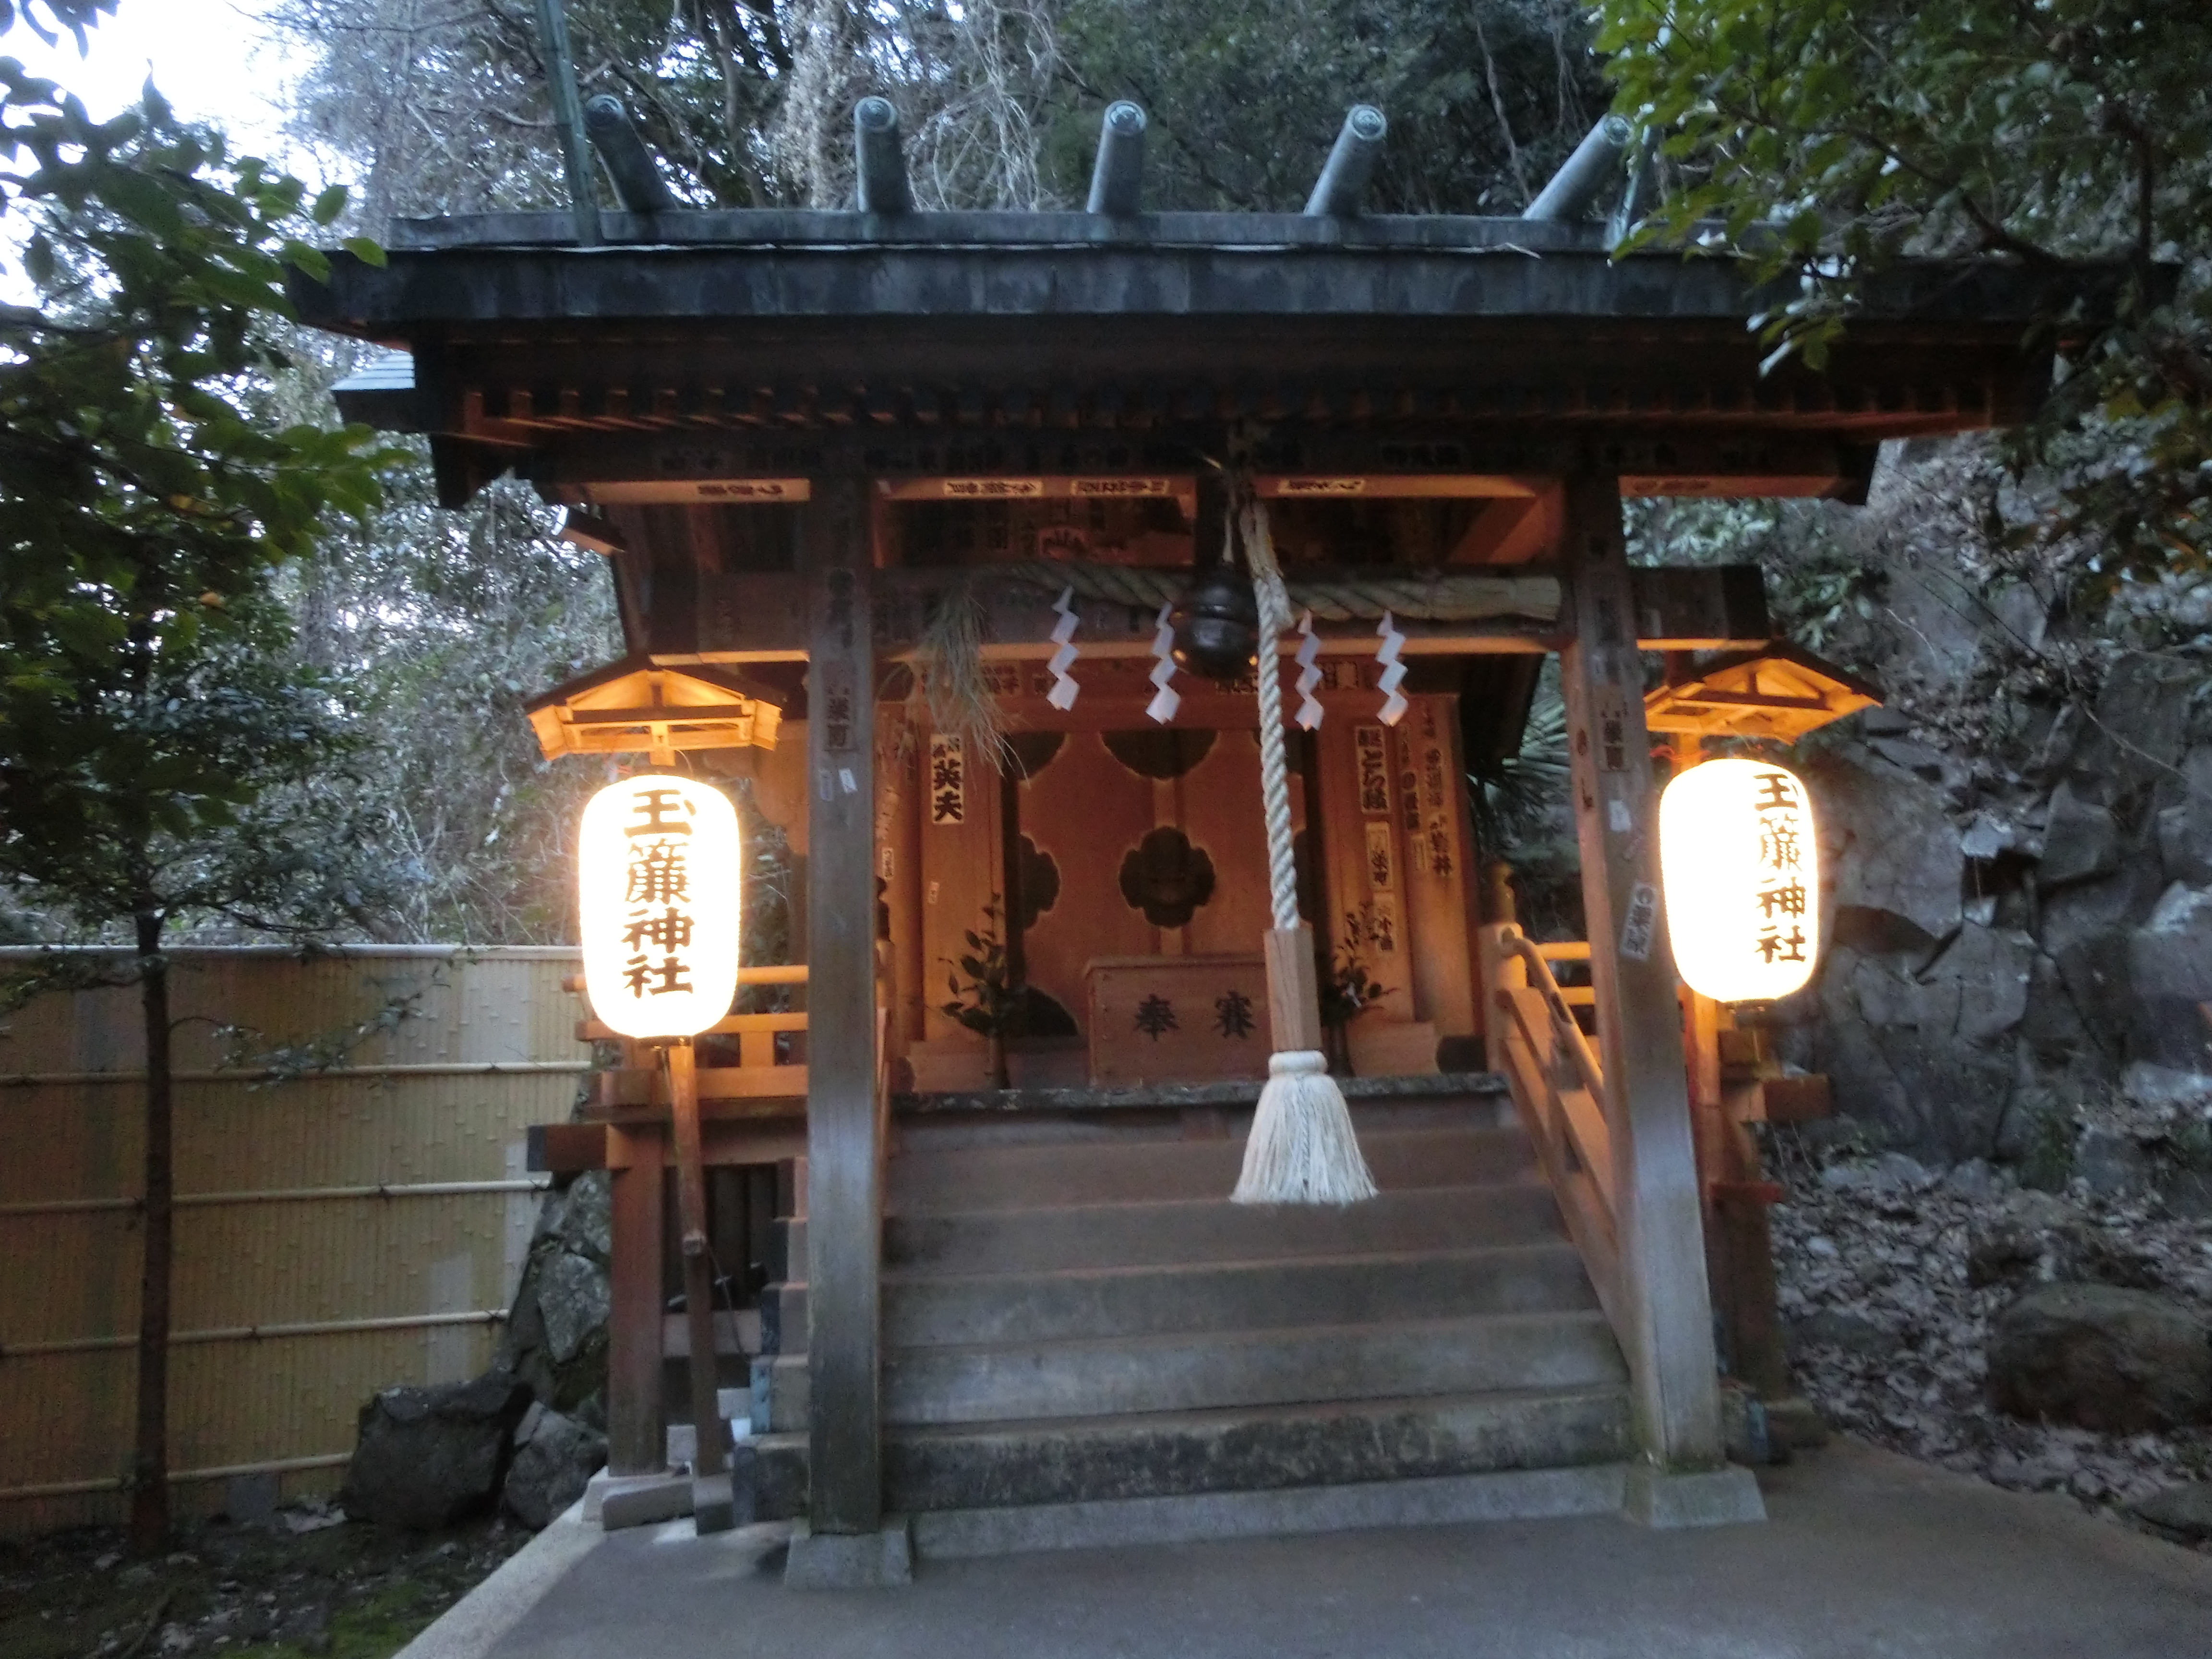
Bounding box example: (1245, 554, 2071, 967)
(749, 1082, 1635, 1551)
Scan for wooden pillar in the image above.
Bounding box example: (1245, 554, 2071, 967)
(802, 476, 883, 1534)
(1556, 473, 1726, 1472)
(605, 1125, 666, 1475)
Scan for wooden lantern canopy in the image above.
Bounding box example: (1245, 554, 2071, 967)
(527, 654, 782, 766)
(1643, 640, 1878, 742)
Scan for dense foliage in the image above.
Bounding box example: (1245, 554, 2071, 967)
(1044, 0, 1599, 212)
(270, 0, 1603, 224)
(1599, 0, 2212, 591)
(271, 0, 1062, 221)
(0, 43, 392, 943)
(283, 443, 622, 943)
(0, 4, 408, 1546)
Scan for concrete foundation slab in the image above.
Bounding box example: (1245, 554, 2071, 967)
(1622, 1462, 1767, 1528)
(450, 1442, 2212, 1659)
(783, 1517, 915, 1588)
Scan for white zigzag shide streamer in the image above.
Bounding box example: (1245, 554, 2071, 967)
(1145, 601, 1181, 724)
(1293, 609, 1323, 730)
(1376, 609, 1408, 726)
(1046, 585, 1081, 710)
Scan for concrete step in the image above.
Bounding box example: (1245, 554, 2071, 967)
(760, 1308, 1624, 1431)
(883, 1242, 1598, 1348)
(887, 1124, 1534, 1214)
(748, 1385, 1632, 1519)
(877, 1181, 1563, 1277)
(911, 1461, 1629, 1557)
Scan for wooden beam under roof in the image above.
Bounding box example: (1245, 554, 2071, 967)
(500, 428, 1886, 510)
(622, 563, 1770, 662)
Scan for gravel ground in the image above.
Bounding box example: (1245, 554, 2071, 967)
(0, 1500, 529, 1659)
(1767, 1118, 2212, 1541)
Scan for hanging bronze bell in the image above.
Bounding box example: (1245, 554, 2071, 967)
(1170, 563, 1259, 682)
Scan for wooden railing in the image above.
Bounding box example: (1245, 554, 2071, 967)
(571, 963, 812, 1108)
(1480, 923, 1626, 1343)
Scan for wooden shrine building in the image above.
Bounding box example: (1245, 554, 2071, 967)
(303, 104, 2116, 1578)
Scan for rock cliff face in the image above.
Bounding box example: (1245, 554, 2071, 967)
(1734, 442, 2212, 1174)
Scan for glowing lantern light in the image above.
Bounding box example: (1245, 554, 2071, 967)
(1659, 757, 1820, 1004)
(578, 775, 741, 1039)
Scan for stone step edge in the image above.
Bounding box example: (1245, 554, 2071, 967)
(886, 1177, 1551, 1225)
(843, 1306, 1617, 1368)
(878, 1238, 1586, 1293)
(909, 1461, 1632, 1559)
(889, 1122, 1532, 1168)
(878, 1382, 1634, 1445)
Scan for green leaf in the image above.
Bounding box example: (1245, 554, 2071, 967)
(311, 184, 348, 226)
(340, 235, 386, 268)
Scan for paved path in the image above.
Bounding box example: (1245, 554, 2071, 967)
(457, 1443, 2212, 1659)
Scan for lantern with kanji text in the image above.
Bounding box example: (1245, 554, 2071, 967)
(1658, 757, 1820, 1004)
(577, 774, 742, 1039)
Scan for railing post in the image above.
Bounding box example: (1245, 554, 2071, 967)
(1557, 474, 1760, 1524)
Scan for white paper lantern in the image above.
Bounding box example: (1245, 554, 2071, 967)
(578, 774, 742, 1039)
(1659, 757, 1820, 1004)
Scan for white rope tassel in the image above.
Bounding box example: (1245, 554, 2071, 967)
(1234, 499, 1377, 1207)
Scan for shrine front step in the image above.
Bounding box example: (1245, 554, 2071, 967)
(887, 1117, 1527, 1213)
(880, 1241, 1598, 1348)
(745, 1384, 1634, 1524)
(759, 1307, 1622, 1428)
(870, 1182, 1565, 1277)
(751, 1090, 1634, 1538)
(766, 1220, 1591, 1351)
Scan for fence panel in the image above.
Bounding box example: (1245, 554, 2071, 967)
(0, 947, 587, 1533)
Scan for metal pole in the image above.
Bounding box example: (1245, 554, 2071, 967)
(532, 0, 601, 245)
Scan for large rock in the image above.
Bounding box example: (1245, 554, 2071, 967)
(2128, 884, 2212, 1072)
(501, 1403, 607, 1530)
(1806, 742, 1963, 950)
(342, 1373, 533, 1528)
(557, 1167, 613, 1260)
(537, 1250, 612, 1366)
(2132, 1482, 2212, 1543)
(1987, 1283, 2212, 1433)
(1812, 934, 2024, 1160)
(2037, 781, 2121, 887)
(501, 1172, 613, 1413)
(2155, 748, 2212, 887)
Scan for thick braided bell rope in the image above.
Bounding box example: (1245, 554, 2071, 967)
(1239, 503, 1301, 934)
(1230, 490, 1379, 1206)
